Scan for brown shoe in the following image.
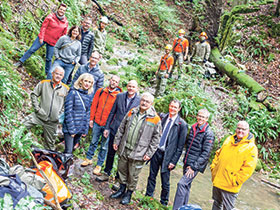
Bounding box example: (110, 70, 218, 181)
(96, 173, 109, 182)
(93, 165, 102, 175)
(81, 158, 93, 167)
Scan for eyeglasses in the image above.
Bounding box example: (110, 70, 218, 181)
(236, 127, 248, 131)
(141, 99, 151, 104)
(90, 57, 99, 60)
(197, 114, 208, 119)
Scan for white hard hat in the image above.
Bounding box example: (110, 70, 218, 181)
(100, 16, 109, 24)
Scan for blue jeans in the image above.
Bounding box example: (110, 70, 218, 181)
(64, 133, 82, 154)
(47, 59, 75, 84)
(20, 37, 54, 75)
(86, 122, 109, 166)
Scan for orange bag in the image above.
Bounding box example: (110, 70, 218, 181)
(35, 161, 72, 204)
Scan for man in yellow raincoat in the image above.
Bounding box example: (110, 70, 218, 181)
(210, 121, 258, 210)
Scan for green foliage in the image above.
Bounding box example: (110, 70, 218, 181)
(245, 35, 272, 60)
(18, 12, 41, 45)
(107, 58, 119, 65)
(155, 76, 217, 125)
(105, 36, 116, 53)
(148, 0, 182, 32)
(0, 65, 42, 161)
(81, 172, 91, 186)
(63, 0, 83, 26)
(0, 0, 12, 22)
(0, 193, 48, 210)
(138, 196, 169, 210)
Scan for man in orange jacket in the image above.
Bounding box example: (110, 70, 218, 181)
(171, 29, 189, 78)
(155, 44, 174, 97)
(81, 75, 122, 175)
(210, 121, 258, 210)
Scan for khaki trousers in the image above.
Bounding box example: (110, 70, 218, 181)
(23, 112, 57, 150)
(117, 148, 145, 191)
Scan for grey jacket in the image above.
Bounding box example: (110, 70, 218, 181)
(31, 80, 69, 122)
(54, 35, 81, 64)
(192, 40, 211, 62)
(114, 106, 162, 161)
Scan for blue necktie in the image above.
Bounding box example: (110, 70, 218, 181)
(159, 118, 172, 147)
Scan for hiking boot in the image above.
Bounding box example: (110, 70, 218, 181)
(80, 158, 92, 167)
(93, 165, 102, 175)
(110, 184, 126, 199)
(14, 61, 23, 68)
(120, 190, 133, 205)
(95, 173, 109, 182)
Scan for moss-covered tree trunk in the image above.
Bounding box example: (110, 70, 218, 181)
(210, 47, 267, 100)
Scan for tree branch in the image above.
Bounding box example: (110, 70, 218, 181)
(28, 150, 62, 210)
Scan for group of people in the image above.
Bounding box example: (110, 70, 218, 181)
(19, 3, 258, 210)
(155, 29, 211, 97)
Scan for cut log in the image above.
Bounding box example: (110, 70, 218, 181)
(210, 47, 267, 101)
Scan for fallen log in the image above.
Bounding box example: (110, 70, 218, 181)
(210, 47, 268, 102)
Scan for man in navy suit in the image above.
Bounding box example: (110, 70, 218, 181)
(96, 80, 141, 183)
(145, 100, 188, 206)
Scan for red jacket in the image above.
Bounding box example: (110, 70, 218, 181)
(90, 86, 122, 126)
(38, 13, 68, 46)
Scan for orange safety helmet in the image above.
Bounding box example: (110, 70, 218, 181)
(199, 32, 208, 39)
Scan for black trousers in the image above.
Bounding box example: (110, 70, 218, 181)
(146, 149, 170, 205)
(104, 132, 119, 178)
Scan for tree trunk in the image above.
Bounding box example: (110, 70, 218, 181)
(210, 48, 267, 98)
(204, 0, 224, 47)
(275, 0, 280, 16)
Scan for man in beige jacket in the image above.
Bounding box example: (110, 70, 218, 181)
(23, 66, 69, 150)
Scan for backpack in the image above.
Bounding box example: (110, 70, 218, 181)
(0, 174, 29, 208)
(32, 148, 74, 180)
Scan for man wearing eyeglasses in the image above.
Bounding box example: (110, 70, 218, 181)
(72, 51, 104, 98)
(173, 108, 214, 210)
(110, 92, 161, 205)
(210, 121, 258, 210)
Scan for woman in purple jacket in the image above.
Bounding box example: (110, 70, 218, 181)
(63, 73, 94, 154)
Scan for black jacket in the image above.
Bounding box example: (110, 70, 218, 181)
(160, 113, 188, 173)
(183, 122, 214, 173)
(105, 92, 141, 135)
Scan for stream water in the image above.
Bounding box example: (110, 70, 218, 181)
(138, 165, 280, 210)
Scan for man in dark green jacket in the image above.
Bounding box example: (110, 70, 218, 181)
(110, 92, 161, 205)
(23, 66, 69, 150)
